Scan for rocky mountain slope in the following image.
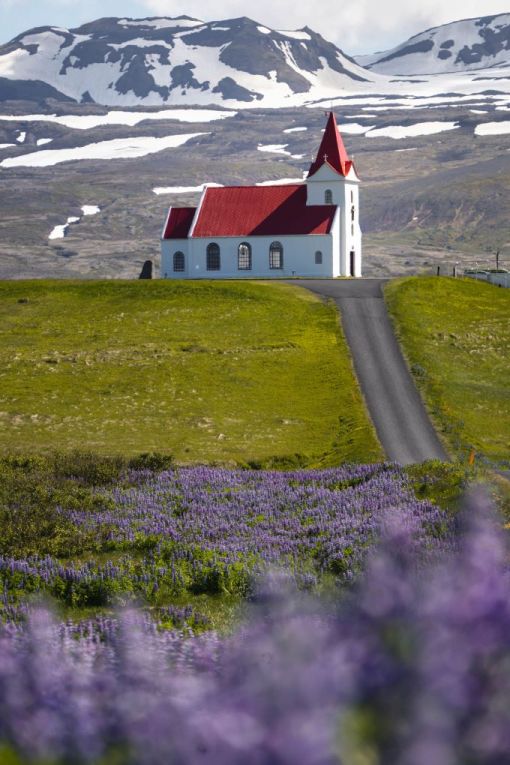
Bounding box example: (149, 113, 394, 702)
(0, 16, 373, 107)
(356, 13, 510, 74)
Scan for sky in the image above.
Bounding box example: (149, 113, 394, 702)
(0, 0, 509, 53)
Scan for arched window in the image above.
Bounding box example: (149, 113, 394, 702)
(324, 189, 333, 204)
(269, 241, 283, 270)
(238, 242, 252, 270)
(315, 250, 323, 265)
(351, 205, 355, 222)
(173, 251, 185, 272)
(206, 243, 220, 271)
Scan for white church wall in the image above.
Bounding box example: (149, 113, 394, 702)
(161, 239, 190, 278)
(161, 234, 334, 279)
(330, 209, 341, 277)
(342, 182, 362, 277)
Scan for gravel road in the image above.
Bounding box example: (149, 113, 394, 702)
(292, 279, 449, 465)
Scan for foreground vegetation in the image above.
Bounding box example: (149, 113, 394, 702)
(1, 471, 509, 764)
(0, 452, 479, 631)
(0, 280, 381, 465)
(385, 276, 510, 467)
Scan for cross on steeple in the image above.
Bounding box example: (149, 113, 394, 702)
(323, 153, 328, 162)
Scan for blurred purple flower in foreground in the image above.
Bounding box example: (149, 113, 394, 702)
(0, 488, 509, 764)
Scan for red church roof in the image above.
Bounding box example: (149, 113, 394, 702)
(163, 207, 196, 239)
(191, 184, 335, 238)
(308, 111, 353, 178)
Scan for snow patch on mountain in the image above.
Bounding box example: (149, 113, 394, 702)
(256, 174, 307, 185)
(257, 143, 291, 155)
(366, 122, 459, 139)
(81, 205, 100, 215)
(1, 132, 207, 168)
(153, 182, 223, 195)
(340, 123, 374, 134)
(278, 31, 311, 41)
(119, 17, 203, 30)
(49, 216, 80, 239)
(0, 109, 235, 130)
(475, 121, 510, 135)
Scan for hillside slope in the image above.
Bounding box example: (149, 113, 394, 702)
(0, 280, 382, 464)
(357, 13, 510, 74)
(385, 277, 510, 466)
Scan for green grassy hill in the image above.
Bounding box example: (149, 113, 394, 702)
(0, 280, 382, 465)
(385, 276, 510, 466)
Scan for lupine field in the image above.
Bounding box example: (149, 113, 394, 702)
(1, 453, 510, 763)
(1, 462, 449, 618)
(1, 477, 510, 764)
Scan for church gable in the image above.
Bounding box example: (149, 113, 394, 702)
(163, 207, 196, 239)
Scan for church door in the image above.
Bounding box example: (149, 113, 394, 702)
(349, 250, 355, 277)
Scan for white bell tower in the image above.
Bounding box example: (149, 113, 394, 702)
(306, 112, 362, 277)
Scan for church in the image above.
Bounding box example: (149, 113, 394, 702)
(160, 112, 362, 279)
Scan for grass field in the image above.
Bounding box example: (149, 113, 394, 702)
(0, 280, 382, 465)
(385, 276, 510, 466)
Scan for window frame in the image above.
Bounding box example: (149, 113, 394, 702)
(269, 241, 284, 270)
(324, 189, 333, 204)
(206, 242, 221, 271)
(237, 242, 252, 271)
(173, 251, 185, 272)
(315, 250, 323, 265)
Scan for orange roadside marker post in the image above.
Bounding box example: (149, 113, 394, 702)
(469, 449, 476, 466)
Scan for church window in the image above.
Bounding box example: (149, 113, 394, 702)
(238, 242, 252, 270)
(351, 205, 355, 222)
(315, 250, 323, 265)
(269, 241, 283, 270)
(173, 251, 185, 272)
(206, 243, 221, 271)
(324, 189, 333, 204)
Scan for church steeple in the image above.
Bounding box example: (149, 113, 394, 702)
(308, 111, 352, 178)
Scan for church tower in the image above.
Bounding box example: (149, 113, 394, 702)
(306, 112, 362, 277)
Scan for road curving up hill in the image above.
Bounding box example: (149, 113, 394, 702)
(294, 279, 449, 465)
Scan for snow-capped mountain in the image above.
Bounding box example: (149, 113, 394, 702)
(356, 13, 510, 75)
(0, 16, 373, 107)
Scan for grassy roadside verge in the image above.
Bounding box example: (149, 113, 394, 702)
(0, 280, 382, 465)
(385, 276, 510, 467)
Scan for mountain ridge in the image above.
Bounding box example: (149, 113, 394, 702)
(0, 16, 373, 107)
(356, 12, 510, 74)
